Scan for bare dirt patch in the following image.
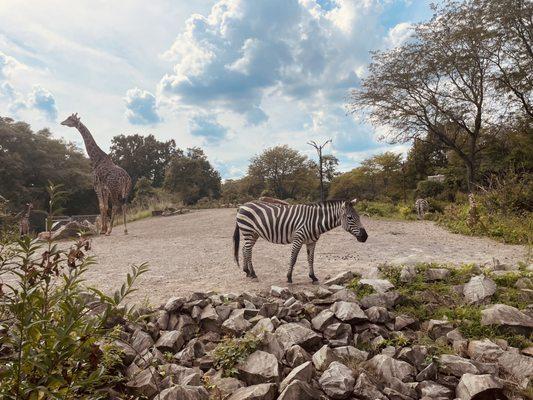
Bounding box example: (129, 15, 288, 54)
(84, 208, 527, 305)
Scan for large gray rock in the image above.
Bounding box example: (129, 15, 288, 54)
(463, 275, 497, 304)
(237, 350, 279, 385)
(279, 361, 314, 392)
(165, 296, 186, 312)
(425, 268, 450, 281)
(438, 354, 479, 377)
(331, 301, 367, 323)
(311, 309, 336, 331)
(251, 318, 275, 335)
(427, 319, 454, 339)
(332, 345, 368, 363)
(318, 361, 355, 399)
(270, 286, 291, 299)
(227, 383, 278, 400)
(259, 332, 284, 362)
(364, 306, 390, 323)
(497, 351, 533, 387)
(222, 309, 252, 335)
(159, 385, 209, 400)
(275, 323, 322, 351)
(481, 304, 533, 328)
(131, 329, 154, 354)
(323, 322, 352, 346)
(155, 330, 185, 352)
(456, 373, 503, 400)
(417, 380, 453, 399)
(366, 354, 416, 383)
(159, 364, 202, 386)
(353, 372, 386, 400)
(278, 380, 322, 400)
(360, 291, 401, 309)
(466, 339, 504, 363)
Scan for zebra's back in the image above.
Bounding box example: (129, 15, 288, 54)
(237, 201, 308, 244)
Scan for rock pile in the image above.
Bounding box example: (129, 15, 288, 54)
(112, 269, 532, 400)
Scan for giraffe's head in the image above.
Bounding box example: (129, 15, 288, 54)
(60, 113, 80, 127)
(340, 199, 368, 242)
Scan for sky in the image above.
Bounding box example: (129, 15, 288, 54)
(0, 0, 436, 179)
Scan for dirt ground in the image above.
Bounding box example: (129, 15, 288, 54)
(83, 208, 527, 305)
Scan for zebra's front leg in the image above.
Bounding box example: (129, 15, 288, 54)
(287, 237, 304, 284)
(306, 242, 319, 284)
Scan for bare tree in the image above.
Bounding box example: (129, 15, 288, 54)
(308, 139, 332, 202)
(349, 1, 505, 191)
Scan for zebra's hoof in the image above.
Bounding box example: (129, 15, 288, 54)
(311, 279, 319, 285)
(250, 277, 259, 282)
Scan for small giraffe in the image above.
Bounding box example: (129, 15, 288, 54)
(19, 202, 33, 236)
(61, 113, 131, 235)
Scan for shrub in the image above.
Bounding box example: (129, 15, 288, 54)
(0, 183, 148, 399)
(212, 333, 260, 377)
(416, 180, 445, 198)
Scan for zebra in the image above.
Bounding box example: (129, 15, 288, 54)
(415, 198, 429, 220)
(233, 199, 368, 284)
(19, 202, 33, 237)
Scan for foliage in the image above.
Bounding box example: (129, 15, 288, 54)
(0, 183, 148, 399)
(164, 147, 221, 205)
(212, 333, 260, 377)
(415, 180, 445, 199)
(110, 134, 177, 188)
(356, 201, 416, 220)
(0, 117, 96, 217)
(347, 278, 375, 299)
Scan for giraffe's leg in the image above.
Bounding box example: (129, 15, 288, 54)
(242, 232, 258, 279)
(287, 236, 304, 284)
(100, 192, 110, 234)
(306, 242, 319, 284)
(122, 202, 128, 235)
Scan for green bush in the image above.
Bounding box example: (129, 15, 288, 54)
(212, 333, 260, 377)
(0, 183, 148, 399)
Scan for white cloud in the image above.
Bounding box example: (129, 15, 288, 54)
(124, 88, 162, 125)
(386, 22, 413, 47)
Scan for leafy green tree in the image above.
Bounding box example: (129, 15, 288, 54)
(164, 148, 221, 205)
(110, 134, 176, 188)
(247, 145, 317, 200)
(0, 117, 95, 215)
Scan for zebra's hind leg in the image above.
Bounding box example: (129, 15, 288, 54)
(306, 242, 318, 284)
(287, 237, 304, 284)
(242, 233, 258, 279)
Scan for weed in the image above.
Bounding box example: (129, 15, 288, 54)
(347, 278, 375, 299)
(212, 332, 260, 377)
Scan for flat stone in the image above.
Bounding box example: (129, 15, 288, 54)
(463, 275, 497, 304)
(159, 385, 209, 400)
(481, 304, 533, 328)
(416, 362, 437, 382)
(438, 354, 479, 377)
(275, 323, 322, 351)
(360, 278, 394, 293)
(330, 288, 359, 302)
(360, 291, 401, 309)
(251, 318, 275, 335)
(324, 271, 355, 286)
(279, 361, 314, 392)
(159, 364, 202, 386)
(278, 380, 322, 400)
(323, 322, 352, 346)
(395, 314, 417, 330)
(164, 296, 186, 312)
(318, 361, 355, 399)
(227, 383, 278, 400)
(331, 301, 367, 323)
(427, 319, 454, 339)
(125, 367, 160, 398)
(237, 350, 279, 385)
(364, 306, 390, 323)
(270, 286, 291, 299)
(497, 351, 533, 387)
(332, 345, 368, 363)
(366, 354, 415, 383)
(456, 373, 503, 400)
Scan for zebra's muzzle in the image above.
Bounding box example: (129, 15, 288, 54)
(356, 228, 368, 242)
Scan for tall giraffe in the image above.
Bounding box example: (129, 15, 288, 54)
(19, 202, 32, 236)
(61, 113, 131, 235)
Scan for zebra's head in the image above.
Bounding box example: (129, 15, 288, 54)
(341, 199, 368, 242)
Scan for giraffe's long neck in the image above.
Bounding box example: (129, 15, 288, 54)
(75, 122, 108, 165)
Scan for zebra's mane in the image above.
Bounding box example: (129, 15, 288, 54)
(304, 199, 345, 206)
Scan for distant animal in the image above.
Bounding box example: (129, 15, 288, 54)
(61, 113, 131, 235)
(233, 199, 368, 284)
(19, 202, 33, 236)
(415, 198, 429, 220)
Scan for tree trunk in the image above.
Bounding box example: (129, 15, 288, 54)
(465, 160, 475, 193)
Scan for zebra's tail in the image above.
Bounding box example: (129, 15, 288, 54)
(233, 223, 240, 267)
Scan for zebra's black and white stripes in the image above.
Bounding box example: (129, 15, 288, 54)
(415, 198, 429, 220)
(233, 199, 368, 283)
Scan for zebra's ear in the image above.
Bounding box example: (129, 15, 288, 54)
(351, 198, 357, 205)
